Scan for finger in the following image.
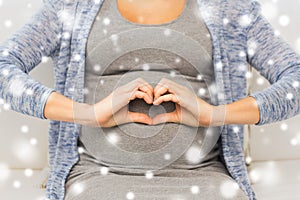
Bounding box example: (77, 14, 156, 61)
(127, 111, 152, 125)
(153, 94, 179, 105)
(130, 90, 153, 104)
(137, 84, 154, 102)
(151, 111, 179, 125)
(154, 78, 177, 100)
(127, 78, 154, 101)
(133, 78, 153, 92)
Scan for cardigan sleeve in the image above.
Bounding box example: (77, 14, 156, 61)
(247, 2, 300, 125)
(0, 0, 61, 119)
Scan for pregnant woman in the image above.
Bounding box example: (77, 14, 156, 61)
(1, 0, 300, 199)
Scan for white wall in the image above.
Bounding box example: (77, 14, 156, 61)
(0, 0, 300, 169)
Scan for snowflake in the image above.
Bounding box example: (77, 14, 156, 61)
(274, 30, 281, 37)
(142, 64, 150, 71)
(13, 180, 21, 189)
(278, 15, 290, 27)
(94, 0, 101, 4)
(267, 59, 274, 65)
(24, 168, 33, 177)
(216, 62, 223, 70)
(249, 169, 260, 183)
(103, 29, 108, 35)
(190, 185, 200, 194)
(185, 145, 202, 164)
(196, 74, 203, 80)
(110, 34, 118, 42)
(107, 132, 120, 144)
(26, 89, 34, 95)
(103, 17, 111, 26)
(245, 71, 253, 79)
(145, 171, 153, 179)
(21, 125, 29, 133)
(2, 49, 9, 57)
(4, 20, 12, 28)
(247, 40, 257, 57)
(286, 93, 294, 100)
(100, 166, 109, 175)
(164, 29, 172, 36)
(256, 77, 264, 85)
(233, 126, 239, 133)
(164, 153, 171, 160)
(3, 103, 10, 110)
(245, 156, 252, 165)
(9, 78, 26, 97)
(58, 10, 72, 25)
(63, 32, 71, 39)
(198, 88, 206, 96)
(41, 56, 49, 63)
(280, 123, 288, 131)
(219, 181, 239, 199)
(93, 64, 101, 72)
(67, 87, 75, 94)
(169, 70, 176, 77)
(239, 51, 246, 57)
(73, 54, 81, 62)
(239, 15, 252, 27)
(71, 182, 85, 195)
(78, 147, 84, 154)
(223, 18, 229, 25)
(126, 192, 135, 200)
(290, 138, 298, 146)
(30, 138, 38, 146)
(2, 69, 9, 76)
(175, 57, 181, 63)
(293, 81, 299, 88)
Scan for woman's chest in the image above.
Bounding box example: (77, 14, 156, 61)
(116, 0, 186, 25)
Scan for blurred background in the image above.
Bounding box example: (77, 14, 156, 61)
(0, 0, 300, 199)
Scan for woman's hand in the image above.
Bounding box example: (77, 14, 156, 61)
(92, 78, 154, 127)
(151, 78, 217, 127)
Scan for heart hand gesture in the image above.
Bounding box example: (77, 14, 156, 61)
(90, 77, 221, 128)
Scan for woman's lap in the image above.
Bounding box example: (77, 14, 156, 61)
(64, 164, 248, 200)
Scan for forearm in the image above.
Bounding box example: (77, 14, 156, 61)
(211, 96, 260, 126)
(44, 92, 96, 125)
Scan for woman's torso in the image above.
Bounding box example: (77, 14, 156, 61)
(78, 0, 221, 172)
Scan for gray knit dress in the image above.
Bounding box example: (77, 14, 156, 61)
(65, 0, 248, 199)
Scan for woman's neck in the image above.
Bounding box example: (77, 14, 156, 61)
(117, 0, 186, 25)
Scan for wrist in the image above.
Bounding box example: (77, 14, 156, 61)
(72, 102, 97, 126)
(210, 104, 227, 126)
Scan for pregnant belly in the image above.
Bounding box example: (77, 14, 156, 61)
(81, 70, 218, 169)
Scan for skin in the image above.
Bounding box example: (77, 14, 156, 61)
(44, 0, 260, 127)
(116, 0, 186, 25)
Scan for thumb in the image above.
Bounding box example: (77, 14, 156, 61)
(152, 111, 179, 125)
(127, 111, 152, 125)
